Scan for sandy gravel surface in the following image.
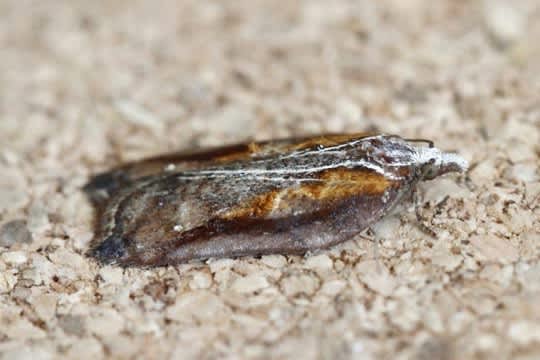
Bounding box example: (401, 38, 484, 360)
(1, 0, 539, 359)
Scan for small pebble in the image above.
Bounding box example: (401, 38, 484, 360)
(231, 274, 269, 294)
(1, 250, 28, 265)
(58, 314, 86, 337)
(0, 220, 33, 247)
(484, 1, 526, 47)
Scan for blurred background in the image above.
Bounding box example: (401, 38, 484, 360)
(0, 1, 539, 359)
(1, 0, 538, 164)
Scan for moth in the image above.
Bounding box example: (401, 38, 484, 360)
(84, 133, 468, 267)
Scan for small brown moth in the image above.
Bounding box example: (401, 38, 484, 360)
(84, 133, 468, 267)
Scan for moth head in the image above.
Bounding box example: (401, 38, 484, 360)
(414, 146, 468, 181)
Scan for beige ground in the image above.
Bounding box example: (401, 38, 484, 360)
(1, 0, 539, 359)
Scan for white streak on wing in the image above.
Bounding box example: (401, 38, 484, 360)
(173, 175, 322, 182)
(173, 158, 402, 182)
(278, 149, 347, 159)
(277, 135, 384, 159)
(170, 135, 420, 184)
(191, 160, 373, 175)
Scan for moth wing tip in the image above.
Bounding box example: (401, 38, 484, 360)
(89, 235, 127, 265)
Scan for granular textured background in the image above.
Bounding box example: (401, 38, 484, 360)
(1, 1, 539, 359)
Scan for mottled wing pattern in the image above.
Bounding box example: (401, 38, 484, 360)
(85, 134, 411, 266)
(84, 133, 472, 267)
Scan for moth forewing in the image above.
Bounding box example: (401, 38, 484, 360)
(85, 134, 467, 267)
